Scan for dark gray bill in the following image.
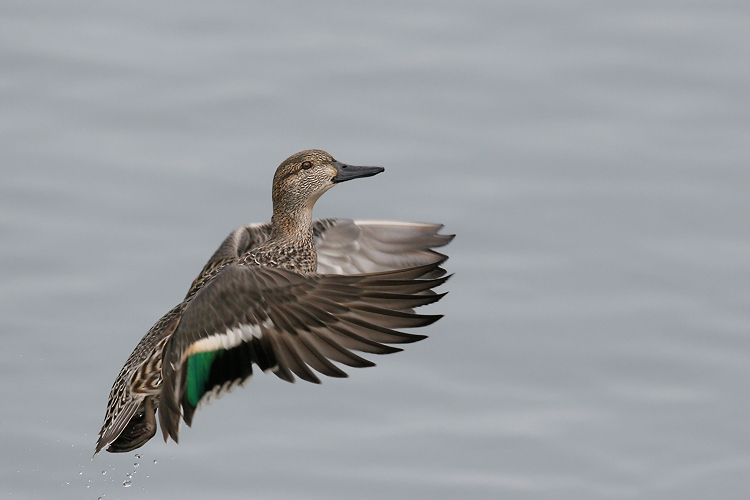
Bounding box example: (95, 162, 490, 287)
(332, 161, 385, 183)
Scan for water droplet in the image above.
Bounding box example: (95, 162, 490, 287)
(123, 480, 132, 487)
(135, 453, 142, 459)
(133, 462, 139, 468)
(87, 485, 90, 489)
(98, 497, 103, 500)
(102, 471, 106, 475)
(126, 472, 132, 478)
(79, 471, 83, 475)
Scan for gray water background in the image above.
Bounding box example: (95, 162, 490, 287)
(2, 1, 749, 498)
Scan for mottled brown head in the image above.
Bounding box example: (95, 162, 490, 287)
(271, 149, 384, 217)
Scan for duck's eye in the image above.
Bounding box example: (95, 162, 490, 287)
(301, 161, 313, 170)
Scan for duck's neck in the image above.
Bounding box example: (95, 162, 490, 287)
(270, 205, 313, 242)
(259, 198, 317, 274)
(257, 206, 315, 274)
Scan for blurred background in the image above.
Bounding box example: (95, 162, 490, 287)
(2, 1, 749, 499)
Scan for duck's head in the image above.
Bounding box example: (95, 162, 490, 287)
(272, 149, 384, 214)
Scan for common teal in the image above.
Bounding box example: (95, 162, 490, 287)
(95, 150, 453, 454)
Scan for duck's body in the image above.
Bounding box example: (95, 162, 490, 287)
(95, 150, 452, 454)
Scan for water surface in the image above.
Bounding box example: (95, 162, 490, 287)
(2, 1, 749, 499)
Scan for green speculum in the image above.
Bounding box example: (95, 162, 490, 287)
(185, 350, 220, 407)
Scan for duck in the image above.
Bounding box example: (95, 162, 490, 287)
(95, 149, 453, 454)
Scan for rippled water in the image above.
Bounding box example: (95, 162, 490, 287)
(2, 1, 749, 499)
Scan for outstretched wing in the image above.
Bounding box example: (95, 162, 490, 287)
(314, 219, 453, 275)
(158, 260, 450, 444)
